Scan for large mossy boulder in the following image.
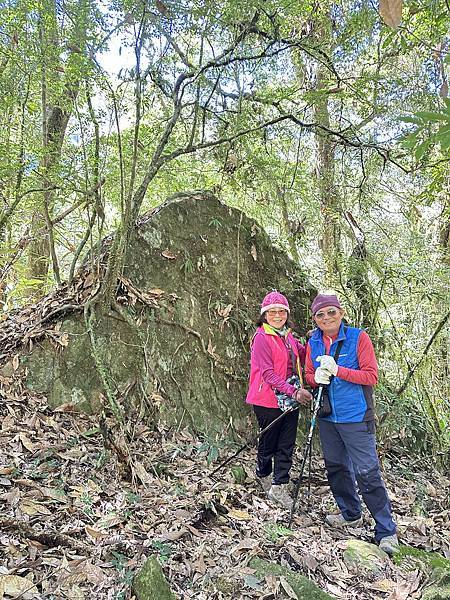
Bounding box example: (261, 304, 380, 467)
(15, 192, 313, 436)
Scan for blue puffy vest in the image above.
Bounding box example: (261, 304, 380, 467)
(308, 323, 374, 423)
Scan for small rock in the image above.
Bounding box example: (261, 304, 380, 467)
(133, 556, 175, 600)
(343, 539, 390, 576)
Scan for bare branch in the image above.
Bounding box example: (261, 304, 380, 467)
(396, 311, 450, 396)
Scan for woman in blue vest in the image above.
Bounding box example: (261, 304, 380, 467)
(305, 293, 399, 555)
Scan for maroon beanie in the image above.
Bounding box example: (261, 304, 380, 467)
(311, 294, 342, 315)
(260, 291, 290, 315)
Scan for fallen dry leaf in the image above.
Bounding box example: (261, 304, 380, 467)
(367, 579, 395, 592)
(19, 498, 52, 516)
(227, 509, 251, 521)
(0, 574, 38, 598)
(387, 570, 422, 600)
(85, 525, 108, 541)
(19, 433, 35, 452)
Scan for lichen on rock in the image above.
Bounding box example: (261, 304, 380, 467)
(343, 539, 390, 576)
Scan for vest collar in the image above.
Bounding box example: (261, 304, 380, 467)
(311, 322, 347, 343)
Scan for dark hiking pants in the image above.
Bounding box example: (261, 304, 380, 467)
(318, 419, 396, 541)
(253, 405, 299, 485)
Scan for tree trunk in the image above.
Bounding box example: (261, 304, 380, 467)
(314, 61, 342, 288)
(26, 0, 87, 295)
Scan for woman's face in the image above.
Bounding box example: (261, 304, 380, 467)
(265, 308, 288, 329)
(314, 305, 343, 336)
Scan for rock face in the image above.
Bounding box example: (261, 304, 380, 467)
(20, 193, 313, 436)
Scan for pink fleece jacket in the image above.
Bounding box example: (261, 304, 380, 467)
(246, 325, 306, 409)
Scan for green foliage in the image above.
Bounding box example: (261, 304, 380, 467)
(0, 0, 448, 463)
(195, 438, 225, 465)
(111, 550, 135, 592)
(230, 465, 246, 484)
(264, 522, 294, 543)
(400, 100, 450, 159)
(151, 540, 173, 564)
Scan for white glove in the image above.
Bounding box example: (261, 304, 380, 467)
(314, 367, 332, 385)
(318, 355, 338, 375)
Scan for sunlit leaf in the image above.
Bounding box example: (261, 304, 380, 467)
(379, 0, 403, 28)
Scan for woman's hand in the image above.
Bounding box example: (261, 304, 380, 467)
(294, 388, 313, 406)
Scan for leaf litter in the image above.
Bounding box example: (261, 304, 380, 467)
(0, 371, 448, 599)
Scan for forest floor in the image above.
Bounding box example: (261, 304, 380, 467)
(0, 383, 449, 600)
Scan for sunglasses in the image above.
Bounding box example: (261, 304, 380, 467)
(267, 309, 287, 316)
(315, 308, 339, 319)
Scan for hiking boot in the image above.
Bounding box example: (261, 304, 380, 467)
(257, 475, 272, 494)
(325, 513, 363, 528)
(268, 484, 293, 510)
(379, 534, 399, 556)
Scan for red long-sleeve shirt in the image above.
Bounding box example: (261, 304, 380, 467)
(305, 330, 378, 388)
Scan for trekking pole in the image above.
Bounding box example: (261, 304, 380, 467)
(307, 432, 313, 500)
(288, 386, 324, 527)
(209, 405, 299, 478)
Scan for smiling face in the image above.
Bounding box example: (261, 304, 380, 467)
(265, 308, 288, 329)
(314, 306, 344, 336)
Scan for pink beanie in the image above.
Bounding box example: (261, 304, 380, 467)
(311, 294, 342, 315)
(260, 291, 290, 315)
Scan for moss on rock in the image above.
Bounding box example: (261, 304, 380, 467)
(133, 556, 175, 600)
(20, 193, 314, 438)
(394, 546, 450, 600)
(343, 539, 390, 576)
(394, 545, 450, 572)
(249, 557, 333, 599)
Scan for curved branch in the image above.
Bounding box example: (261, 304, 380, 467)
(396, 310, 450, 396)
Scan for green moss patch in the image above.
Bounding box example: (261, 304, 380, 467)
(249, 557, 333, 599)
(133, 556, 175, 600)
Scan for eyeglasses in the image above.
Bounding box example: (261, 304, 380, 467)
(315, 308, 339, 319)
(267, 309, 287, 316)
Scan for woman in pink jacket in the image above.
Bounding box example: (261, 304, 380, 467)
(246, 291, 312, 510)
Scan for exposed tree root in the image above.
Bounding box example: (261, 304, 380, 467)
(0, 516, 90, 553)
